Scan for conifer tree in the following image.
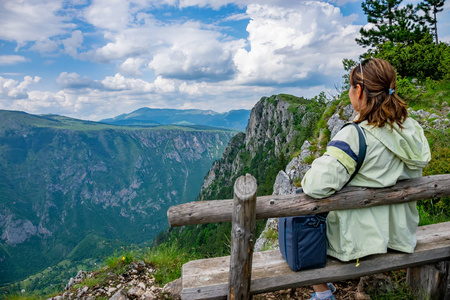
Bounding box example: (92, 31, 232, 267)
(357, 0, 402, 47)
(392, 4, 427, 44)
(418, 0, 446, 44)
(357, 0, 427, 48)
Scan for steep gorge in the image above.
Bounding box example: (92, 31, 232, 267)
(0, 111, 235, 284)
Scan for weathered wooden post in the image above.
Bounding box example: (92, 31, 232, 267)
(228, 174, 257, 300)
(406, 261, 450, 299)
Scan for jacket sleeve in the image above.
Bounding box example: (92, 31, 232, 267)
(301, 124, 362, 199)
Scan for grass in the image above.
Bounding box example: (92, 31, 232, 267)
(3, 293, 42, 300)
(143, 243, 196, 286)
(105, 250, 137, 275)
(399, 77, 450, 111)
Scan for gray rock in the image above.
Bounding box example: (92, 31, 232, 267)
(416, 109, 430, 118)
(429, 113, 440, 119)
(327, 113, 346, 140)
(1, 218, 38, 245)
(109, 289, 128, 300)
(342, 104, 355, 120)
(273, 171, 293, 195)
(65, 278, 75, 290)
(163, 278, 182, 299)
(254, 218, 279, 252)
(127, 286, 144, 297)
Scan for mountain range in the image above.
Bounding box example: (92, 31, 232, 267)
(100, 107, 251, 131)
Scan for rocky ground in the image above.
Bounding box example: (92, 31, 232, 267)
(48, 262, 176, 300)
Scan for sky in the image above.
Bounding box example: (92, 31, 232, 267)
(0, 0, 449, 121)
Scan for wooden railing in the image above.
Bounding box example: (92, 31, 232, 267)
(167, 174, 450, 299)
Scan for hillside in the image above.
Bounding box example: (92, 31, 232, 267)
(0, 110, 235, 286)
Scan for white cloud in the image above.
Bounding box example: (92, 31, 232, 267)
(84, 0, 131, 31)
(326, 0, 360, 5)
(233, 2, 361, 86)
(57, 72, 103, 89)
(101, 73, 152, 91)
(147, 22, 245, 80)
(79, 29, 151, 63)
(0, 55, 27, 66)
(62, 30, 84, 58)
(30, 38, 60, 54)
(0, 76, 41, 99)
(101, 73, 176, 93)
(118, 57, 147, 76)
(0, 0, 73, 48)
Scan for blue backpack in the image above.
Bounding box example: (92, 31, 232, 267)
(278, 123, 366, 271)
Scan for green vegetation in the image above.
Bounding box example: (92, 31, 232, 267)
(0, 112, 234, 293)
(357, 0, 446, 49)
(374, 34, 450, 81)
(143, 243, 195, 285)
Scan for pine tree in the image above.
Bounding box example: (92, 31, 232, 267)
(392, 4, 427, 44)
(357, 0, 402, 47)
(357, 0, 427, 48)
(418, 0, 446, 44)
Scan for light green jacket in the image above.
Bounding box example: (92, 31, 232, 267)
(301, 117, 431, 261)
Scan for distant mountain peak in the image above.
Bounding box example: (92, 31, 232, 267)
(100, 107, 251, 131)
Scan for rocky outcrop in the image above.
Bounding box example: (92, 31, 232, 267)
(199, 95, 322, 200)
(48, 262, 175, 300)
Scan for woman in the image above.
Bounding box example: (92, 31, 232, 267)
(301, 58, 431, 300)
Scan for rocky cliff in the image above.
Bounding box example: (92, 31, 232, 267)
(198, 94, 325, 200)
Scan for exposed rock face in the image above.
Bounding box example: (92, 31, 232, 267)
(199, 95, 322, 201)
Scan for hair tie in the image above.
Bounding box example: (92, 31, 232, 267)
(389, 88, 395, 95)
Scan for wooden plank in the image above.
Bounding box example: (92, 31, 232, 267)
(181, 222, 450, 300)
(168, 174, 450, 227)
(229, 174, 257, 299)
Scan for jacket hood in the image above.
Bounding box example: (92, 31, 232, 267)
(360, 117, 431, 170)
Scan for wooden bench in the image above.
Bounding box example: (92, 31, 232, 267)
(167, 174, 450, 299)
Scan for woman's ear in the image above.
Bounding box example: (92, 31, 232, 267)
(356, 84, 363, 99)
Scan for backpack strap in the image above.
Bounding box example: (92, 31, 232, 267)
(295, 122, 367, 195)
(341, 122, 366, 187)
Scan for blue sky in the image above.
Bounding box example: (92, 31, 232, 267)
(0, 0, 449, 121)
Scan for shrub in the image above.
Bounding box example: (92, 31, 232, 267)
(374, 34, 450, 81)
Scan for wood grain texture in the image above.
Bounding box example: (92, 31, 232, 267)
(181, 222, 450, 300)
(168, 174, 450, 227)
(406, 260, 450, 299)
(229, 174, 257, 300)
